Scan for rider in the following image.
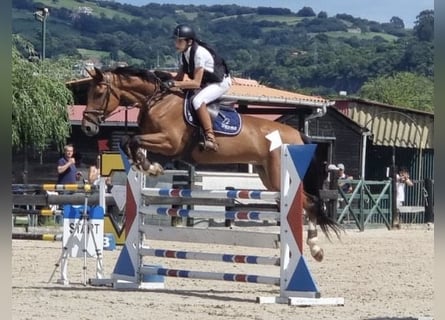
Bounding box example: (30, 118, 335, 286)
(168, 24, 231, 152)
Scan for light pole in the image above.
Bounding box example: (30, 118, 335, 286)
(34, 7, 49, 60)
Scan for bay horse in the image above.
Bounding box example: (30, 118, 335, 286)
(81, 66, 341, 261)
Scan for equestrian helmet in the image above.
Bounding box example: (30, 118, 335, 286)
(172, 24, 196, 40)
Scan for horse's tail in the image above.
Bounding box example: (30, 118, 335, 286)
(301, 134, 343, 238)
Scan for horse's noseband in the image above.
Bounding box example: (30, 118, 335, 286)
(83, 76, 117, 125)
(83, 109, 106, 125)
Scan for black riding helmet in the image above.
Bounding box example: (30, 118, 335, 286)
(172, 24, 196, 40)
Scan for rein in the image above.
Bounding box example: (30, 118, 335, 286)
(143, 72, 174, 110)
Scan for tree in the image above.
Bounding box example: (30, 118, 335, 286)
(12, 35, 75, 181)
(358, 72, 433, 112)
(296, 6, 316, 17)
(413, 10, 434, 41)
(390, 16, 404, 29)
(317, 11, 328, 19)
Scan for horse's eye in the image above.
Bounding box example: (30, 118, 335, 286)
(93, 90, 104, 98)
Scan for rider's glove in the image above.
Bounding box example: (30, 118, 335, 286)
(161, 80, 175, 90)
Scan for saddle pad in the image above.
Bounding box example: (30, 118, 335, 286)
(184, 102, 242, 136)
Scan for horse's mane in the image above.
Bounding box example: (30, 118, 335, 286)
(104, 66, 173, 82)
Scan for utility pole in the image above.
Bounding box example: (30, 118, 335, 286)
(34, 7, 49, 60)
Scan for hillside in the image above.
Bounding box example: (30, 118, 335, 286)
(12, 0, 433, 95)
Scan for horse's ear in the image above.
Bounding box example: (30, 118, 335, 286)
(85, 67, 104, 82)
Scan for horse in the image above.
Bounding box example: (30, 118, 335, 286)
(81, 66, 341, 261)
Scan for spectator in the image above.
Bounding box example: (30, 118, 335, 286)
(88, 155, 101, 186)
(337, 163, 353, 193)
(88, 155, 112, 192)
(396, 167, 414, 209)
(57, 144, 81, 184)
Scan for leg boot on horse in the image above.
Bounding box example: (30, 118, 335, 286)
(195, 104, 218, 152)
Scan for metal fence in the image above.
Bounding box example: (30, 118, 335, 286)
(335, 178, 432, 230)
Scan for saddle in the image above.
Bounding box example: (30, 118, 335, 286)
(183, 91, 242, 136)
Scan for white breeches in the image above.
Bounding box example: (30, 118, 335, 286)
(192, 76, 232, 110)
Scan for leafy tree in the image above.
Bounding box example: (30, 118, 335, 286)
(414, 10, 434, 41)
(390, 16, 404, 29)
(12, 35, 75, 180)
(358, 72, 433, 112)
(399, 40, 434, 77)
(296, 7, 316, 17)
(317, 11, 328, 19)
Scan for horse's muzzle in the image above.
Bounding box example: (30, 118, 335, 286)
(81, 119, 100, 136)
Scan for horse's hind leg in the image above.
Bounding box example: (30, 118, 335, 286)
(255, 165, 273, 191)
(261, 149, 281, 191)
(303, 194, 324, 262)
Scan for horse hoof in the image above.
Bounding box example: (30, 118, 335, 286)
(311, 247, 324, 262)
(153, 162, 164, 175)
(146, 163, 164, 176)
(148, 162, 164, 176)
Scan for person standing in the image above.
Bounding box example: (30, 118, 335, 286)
(88, 155, 101, 186)
(337, 163, 353, 193)
(57, 144, 79, 184)
(167, 24, 231, 152)
(396, 167, 414, 208)
(88, 155, 112, 192)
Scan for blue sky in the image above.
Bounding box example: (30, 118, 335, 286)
(117, 0, 434, 28)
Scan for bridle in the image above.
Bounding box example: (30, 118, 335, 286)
(83, 70, 172, 125)
(83, 73, 120, 125)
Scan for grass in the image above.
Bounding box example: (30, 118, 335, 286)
(77, 48, 110, 60)
(213, 13, 303, 25)
(325, 31, 399, 41)
(36, 0, 137, 21)
(77, 48, 145, 65)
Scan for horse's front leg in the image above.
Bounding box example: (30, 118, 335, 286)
(134, 148, 164, 176)
(119, 135, 163, 176)
(136, 132, 183, 156)
(120, 135, 136, 165)
(303, 195, 324, 262)
(137, 132, 183, 176)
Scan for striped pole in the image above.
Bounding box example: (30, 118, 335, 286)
(140, 248, 280, 266)
(12, 183, 97, 192)
(12, 233, 62, 241)
(12, 208, 63, 216)
(139, 206, 280, 221)
(141, 188, 279, 201)
(141, 266, 280, 286)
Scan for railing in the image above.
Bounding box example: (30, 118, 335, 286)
(331, 179, 429, 231)
(336, 179, 392, 231)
